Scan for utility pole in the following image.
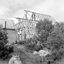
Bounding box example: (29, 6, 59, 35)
(4, 21, 6, 30)
(4, 21, 7, 33)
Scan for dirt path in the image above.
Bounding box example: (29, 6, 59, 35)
(58, 58, 64, 64)
(0, 60, 8, 64)
(19, 50, 42, 64)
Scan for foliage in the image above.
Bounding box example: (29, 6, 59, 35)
(0, 28, 13, 60)
(18, 19, 54, 51)
(17, 20, 64, 64)
(36, 19, 54, 33)
(17, 37, 43, 52)
(45, 22, 64, 64)
(36, 19, 54, 48)
(36, 20, 64, 63)
(0, 45, 13, 60)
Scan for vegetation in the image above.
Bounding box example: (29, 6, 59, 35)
(17, 18, 64, 64)
(0, 27, 13, 60)
(36, 19, 64, 64)
(36, 19, 54, 48)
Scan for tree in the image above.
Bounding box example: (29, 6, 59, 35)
(36, 19, 54, 33)
(0, 26, 13, 60)
(36, 19, 54, 47)
(36, 20, 64, 63)
(45, 22, 64, 64)
(18, 19, 54, 51)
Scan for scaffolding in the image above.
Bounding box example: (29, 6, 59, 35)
(14, 10, 55, 41)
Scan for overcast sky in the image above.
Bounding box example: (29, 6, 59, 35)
(0, 0, 64, 23)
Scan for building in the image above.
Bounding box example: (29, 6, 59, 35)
(14, 10, 56, 41)
(0, 18, 17, 43)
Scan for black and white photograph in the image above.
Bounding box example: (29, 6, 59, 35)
(0, 0, 64, 64)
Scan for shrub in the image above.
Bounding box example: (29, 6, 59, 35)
(0, 45, 13, 60)
(0, 29, 13, 60)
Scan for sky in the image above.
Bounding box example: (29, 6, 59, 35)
(0, 0, 64, 23)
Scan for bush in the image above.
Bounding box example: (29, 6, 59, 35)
(36, 19, 54, 48)
(0, 29, 13, 60)
(36, 21, 64, 64)
(0, 45, 13, 60)
(17, 37, 43, 52)
(44, 22, 64, 64)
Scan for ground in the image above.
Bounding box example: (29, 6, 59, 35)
(0, 60, 8, 64)
(0, 55, 64, 64)
(0, 44, 64, 64)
